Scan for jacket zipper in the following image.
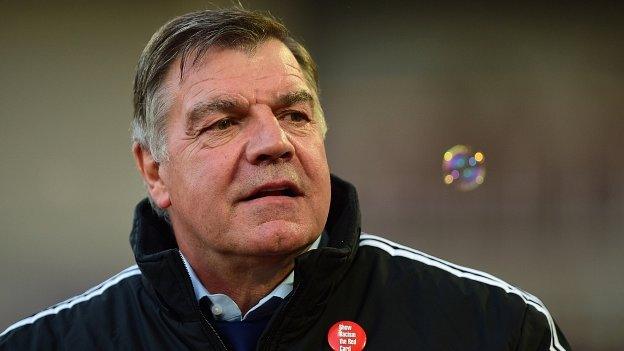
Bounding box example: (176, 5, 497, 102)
(178, 250, 230, 351)
(257, 280, 303, 351)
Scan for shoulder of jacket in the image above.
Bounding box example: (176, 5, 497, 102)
(358, 234, 547, 313)
(0, 265, 142, 343)
(358, 233, 568, 350)
(358, 233, 542, 302)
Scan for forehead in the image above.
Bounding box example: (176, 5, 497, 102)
(168, 39, 309, 105)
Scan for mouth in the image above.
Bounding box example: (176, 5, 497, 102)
(241, 181, 303, 202)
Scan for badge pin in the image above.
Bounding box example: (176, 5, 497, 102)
(327, 320, 367, 351)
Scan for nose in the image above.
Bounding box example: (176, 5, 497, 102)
(245, 107, 295, 165)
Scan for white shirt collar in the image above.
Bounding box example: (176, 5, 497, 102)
(180, 234, 322, 321)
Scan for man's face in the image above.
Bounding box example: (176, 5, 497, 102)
(157, 39, 331, 259)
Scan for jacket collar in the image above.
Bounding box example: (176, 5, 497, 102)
(129, 174, 362, 321)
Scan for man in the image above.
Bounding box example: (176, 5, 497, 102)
(0, 8, 570, 351)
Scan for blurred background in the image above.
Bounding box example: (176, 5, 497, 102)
(1, 1, 622, 349)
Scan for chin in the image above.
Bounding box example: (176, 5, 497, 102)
(245, 220, 317, 256)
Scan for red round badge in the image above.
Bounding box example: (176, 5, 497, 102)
(327, 320, 367, 351)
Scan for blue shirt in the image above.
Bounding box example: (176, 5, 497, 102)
(180, 234, 322, 321)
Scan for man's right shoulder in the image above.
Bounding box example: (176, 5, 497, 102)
(0, 265, 142, 350)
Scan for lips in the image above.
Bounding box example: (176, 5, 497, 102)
(241, 181, 303, 202)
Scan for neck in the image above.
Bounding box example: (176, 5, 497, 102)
(180, 245, 297, 314)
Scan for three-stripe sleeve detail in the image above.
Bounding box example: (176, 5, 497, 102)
(0, 265, 141, 338)
(359, 233, 566, 351)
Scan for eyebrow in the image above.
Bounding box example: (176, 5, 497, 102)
(185, 89, 315, 132)
(277, 90, 315, 108)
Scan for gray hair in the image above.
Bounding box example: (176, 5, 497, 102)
(131, 8, 325, 217)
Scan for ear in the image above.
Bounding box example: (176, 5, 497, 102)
(132, 143, 171, 209)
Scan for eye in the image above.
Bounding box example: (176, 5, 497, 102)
(207, 117, 237, 131)
(281, 111, 310, 123)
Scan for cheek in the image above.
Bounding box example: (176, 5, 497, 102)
(294, 136, 329, 175)
(166, 153, 230, 203)
(295, 138, 331, 214)
(189, 158, 232, 197)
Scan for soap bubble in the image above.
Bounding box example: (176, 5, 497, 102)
(442, 145, 485, 191)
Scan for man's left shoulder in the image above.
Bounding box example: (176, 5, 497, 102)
(356, 232, 544, 308)
(353, 233, 570, 350)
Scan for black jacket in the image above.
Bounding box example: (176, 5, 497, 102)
(0, 175, 570, 350)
